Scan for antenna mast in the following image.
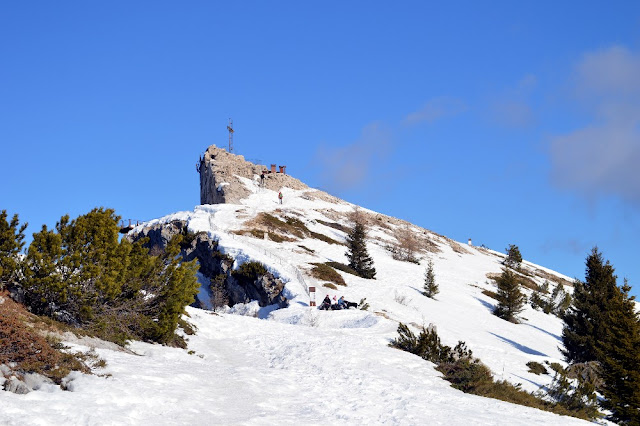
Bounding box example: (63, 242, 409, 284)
(227, 118, 234, 153)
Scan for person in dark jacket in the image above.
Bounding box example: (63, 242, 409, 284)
(319, 295, 331, 310)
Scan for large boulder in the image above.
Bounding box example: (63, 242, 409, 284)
(227, 273, 288, 308)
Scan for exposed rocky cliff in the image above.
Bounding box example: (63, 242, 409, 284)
(127, 220, 288, 310)
(197, 145, 307, 205)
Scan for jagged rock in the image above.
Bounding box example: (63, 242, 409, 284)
(6, 282, 24, 304)
(4, 376, 30, 394)
(198, 145, 307, 205)
(129, 220, 186, 251)
(226, 274, 288, 308)
(128, 221, 286, 310)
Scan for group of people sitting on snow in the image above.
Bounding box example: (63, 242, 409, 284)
(318, 294, 357, 310)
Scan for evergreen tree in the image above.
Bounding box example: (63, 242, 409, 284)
(493, 268, 526, 322)
(24, 208, 129, 322)
(423, 258, 438, 298)
(562, 248, 640, 423)
(345, 219, 376, 279)
(504, 244, 522, 269)
(22, 208, 200, 345)
(151, 235, 199, 344)
(561, 247, 619, 364)
(597, 278, 640, 425)
(0, 210, 27, 290)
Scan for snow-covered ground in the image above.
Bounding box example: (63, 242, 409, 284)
(1, 178, 593, 425)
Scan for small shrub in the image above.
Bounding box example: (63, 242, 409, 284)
(268, 232, 295, 243)
(390, 323, 595, 421)
(394, 291, 411, 306)
(308, 230, 342, 245)
(316, 219, 349, 233)
(526, 361, 548, 375)
(437, 357, 494, 394)
(178, 318, 196, 336)
(232, 261, 267, 285)
(325, 261, 359, 276)
(323, 283, 338, 290)
(310, 263, 346, 286)
(249, 229, 265, 239)
(358, 298, 370, 310)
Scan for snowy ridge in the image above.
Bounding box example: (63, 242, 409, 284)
(0, 178, 594, 425)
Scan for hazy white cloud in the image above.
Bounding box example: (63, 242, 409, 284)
(313, 122, 391, 192)
(540, 238, 590, 257)
(403, 97, 466, 125)
(491, 100, 535, 128)
(576, 46, 640, 97)
(488, 74, 537, 128)
(549, 46, 640, 205)
(550, 120, 640, 203)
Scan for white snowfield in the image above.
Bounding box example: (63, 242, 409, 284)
(1, 179, 594, 425)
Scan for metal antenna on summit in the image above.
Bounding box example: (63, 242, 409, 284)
(227, 118, 234, 153)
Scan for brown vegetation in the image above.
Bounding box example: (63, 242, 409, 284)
(0, 292, 91, 387)
(309, 264, 346, 286)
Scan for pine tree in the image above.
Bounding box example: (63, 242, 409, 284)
(0, 210, 27, 290)
(504, 244, 522, 269)
(561, 247, 619, 364)
(151, 235, 199, 344)
(22, 208, 200, 345)
(597, 278, 640, 425)
(345, 219, 376, 279)
(423, 258, 438, 298)
(493, 268, 526, 322)
(562, 248, 640, 423)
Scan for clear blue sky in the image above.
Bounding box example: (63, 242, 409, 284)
(2, 1, 639, 297)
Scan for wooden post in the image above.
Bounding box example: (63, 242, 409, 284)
(309, 286, 316, 307)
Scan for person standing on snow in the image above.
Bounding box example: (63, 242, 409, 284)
(278, 191, 283, 204)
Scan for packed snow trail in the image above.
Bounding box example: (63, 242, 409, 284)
(0, 309, 590, 425)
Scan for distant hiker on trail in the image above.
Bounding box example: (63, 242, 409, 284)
(260, 172, 265, 186)
(278, 191, 283, 204)
(319, 295, 331, 310)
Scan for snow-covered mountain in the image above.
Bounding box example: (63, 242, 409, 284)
(1, 153, 595, 425)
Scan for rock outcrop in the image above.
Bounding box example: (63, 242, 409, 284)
(197, 145, 307, 205)
(128, 220, 288, 309)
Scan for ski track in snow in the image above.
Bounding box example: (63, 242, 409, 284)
(0, 181, 595, 425)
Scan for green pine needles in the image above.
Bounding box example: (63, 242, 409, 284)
(21, 207, 199, 346)
(345, 218, 376, 279)
(423, 258, 438, 298)
(504, 244, 522, 269)
(0, 210, 27, 290)
(561, 247, 640, 424)
(492, 268, 527, 323)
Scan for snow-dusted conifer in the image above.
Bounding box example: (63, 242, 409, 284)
(345, 218, 376, 279)
(493, 268, 526, 322)
(423, 258, 438, 298)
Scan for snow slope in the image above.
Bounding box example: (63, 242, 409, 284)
(0, 178, 593, 425)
